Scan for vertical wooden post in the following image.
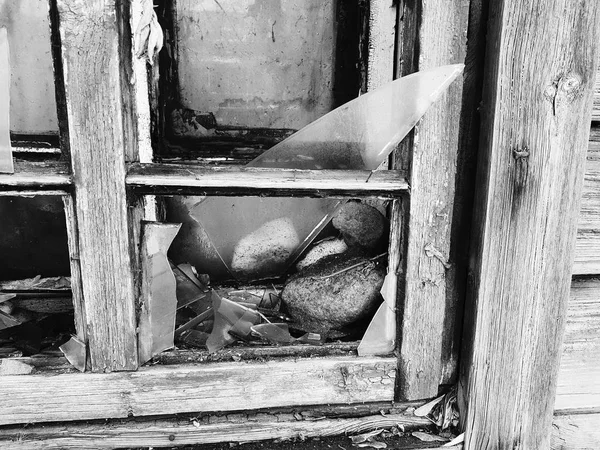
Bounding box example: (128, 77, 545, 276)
(460, 1, 600, 448)
(394, 0, 472, 400)
(57, 0, 139, 371)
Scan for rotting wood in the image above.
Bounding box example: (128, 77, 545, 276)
(555, 277, 600, 412)
(551, 413, 600, 450)
(459, 1, 600, 449)
(0, 356, 396, 425)
(126, 163, 409, 197)
(57, 0, 139, 371)
(0, 412, 435, 450)
(394, 0, 472, 400)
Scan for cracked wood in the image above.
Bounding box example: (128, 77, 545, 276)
(57, 0, 138, 371)
(0, 357, 395, 425)
(460, 1, 600, 449)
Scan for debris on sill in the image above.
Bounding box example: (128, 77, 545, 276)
(0, 276, 74, 358)
(158, 65, 463, 356)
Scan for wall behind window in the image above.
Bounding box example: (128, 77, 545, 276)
(1, 0, 58, 135)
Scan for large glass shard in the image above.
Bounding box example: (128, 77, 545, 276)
(192, 65, 464, 280)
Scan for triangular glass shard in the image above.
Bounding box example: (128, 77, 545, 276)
(192, 65, 464, 280)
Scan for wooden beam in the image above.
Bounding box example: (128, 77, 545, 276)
(555, 277, 600, 412)
(459, 1, 600, 449)
(57, 0, 138, 371)
(367, 0, 397, 91)
(552, 413, 600, 450)
(0, 356, 395, 425)
(126, 163, 409, 197)
(394, 0, 472, 400)
(0, 411, 433, 449)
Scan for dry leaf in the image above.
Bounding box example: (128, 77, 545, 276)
(414, 395, 444, 417)
(444, 433, 465, 446)
(411, 431, 448, 443)
(350, 430, 384, 444)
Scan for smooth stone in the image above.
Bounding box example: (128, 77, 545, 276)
(295, 237, 348, 271)
(332, 201, 387, 250)
(231, 217, 300, 277)
(282, 254, 385, 334)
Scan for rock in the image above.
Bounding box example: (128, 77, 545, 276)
(332, 201, 388, 250)
(295, 237, 348, 271)
(282, 254, 385, 334)
(231, 217, 300, 277)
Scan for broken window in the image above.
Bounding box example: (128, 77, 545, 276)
(134, 1, 462, 358)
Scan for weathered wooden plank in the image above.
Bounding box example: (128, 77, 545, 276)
(0, 412, 436, 449)
(592, 65, 599, 121)
(394, 0, 471, 400)
(57, 0, 138, 371)
(367, 0, 397, 91)
(460, 1, 600, 449)
(62, 195, 87, 346)
(555, 277, 600, 412)
(0, 356, 395, 425)
(573, 130, 600, 274)
(0, 160, 71, 194)
(552, 413, 600, 450)
(126, 163, 409, 197)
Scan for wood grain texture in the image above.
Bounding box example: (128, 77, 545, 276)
(555, 278, 600, 412)
(573, 129, 600, 274)
(58, 0, 138, 371)
(0, 356, 395, 425)
(127, 163, 409, 197)
(367, 0, 397, 91)
(62, 195, 87, 347)
(0, 160, 71, 194)
(394, 0, 471, 400)
(0, 412, 436, 449)
(592, 65, 599, 121)
(551, 413, 600, 450)
(460, 2, 600, 449)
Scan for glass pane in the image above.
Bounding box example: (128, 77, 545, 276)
(1, 0, 59, 135)
(173, 0, 359, 132)
(0, 196, 74, 359)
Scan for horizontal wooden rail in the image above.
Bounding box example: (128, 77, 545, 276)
(0, 160, 71, 195)
(126, 163, 410, 197)
(0, 356, 396, 426)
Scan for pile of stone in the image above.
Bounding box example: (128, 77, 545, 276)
(281, 201, 388, 335)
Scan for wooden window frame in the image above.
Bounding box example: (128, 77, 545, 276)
(0, 0, 465, 418)
(1, 0, 599, 448)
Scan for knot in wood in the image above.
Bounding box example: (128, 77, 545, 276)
(512, 147, 530, 160)
(558, 74, 582, 95)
